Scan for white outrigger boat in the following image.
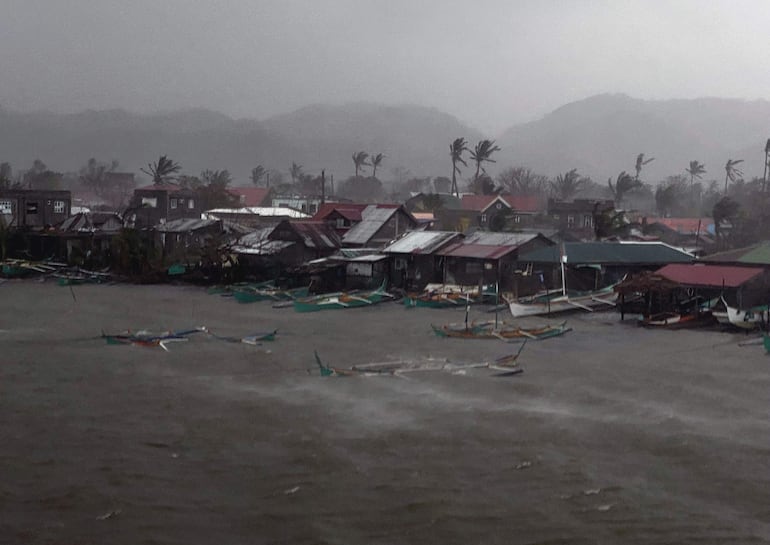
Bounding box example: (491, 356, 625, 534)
(506, 245, 619, 318)
(711, 296, 767, 330)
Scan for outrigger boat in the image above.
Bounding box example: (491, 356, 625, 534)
(403, 283, 489, 308)
(711, 296, 767, 330)
(232, 285, 309, 304)
(431, 320, 571, 341)
(102, 327, 207, 350)
(313, 345, 525, 377)
(294, 282, 393, 312)
(507, 283, 619, 318)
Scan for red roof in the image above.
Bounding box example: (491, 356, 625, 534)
(312, 203, 398, 222)
(460, 194, 540, 213)
(651, 217, 713, 234)
(657, 263, 764, 288)
(228, 187, 271, 207)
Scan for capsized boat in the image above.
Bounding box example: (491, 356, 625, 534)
(294, 282, 393, 312)
(712, 296, 767, 330)
(431, 320, 571, 341)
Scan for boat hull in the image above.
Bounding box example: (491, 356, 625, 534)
(508, 288, 618, 318)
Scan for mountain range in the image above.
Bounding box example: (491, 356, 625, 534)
(1, 94, 769, 187)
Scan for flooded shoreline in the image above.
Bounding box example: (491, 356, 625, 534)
(1, 281, 769, 544)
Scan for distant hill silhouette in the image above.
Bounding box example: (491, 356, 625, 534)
(0, 103, 482, 184)
(496, 93, 770, 183)
(2, 95, 770, 187)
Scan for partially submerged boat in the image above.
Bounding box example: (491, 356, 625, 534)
(313, 347, 524, 377)
(430, 320, 571, 341)
(403, 283, 489, 308)
(294, 282, 393, 312)
(232, 285, 309, 304)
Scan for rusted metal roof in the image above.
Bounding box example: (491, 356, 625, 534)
(290, 221, 341, 249)
(656, 263, 764, 288)
(437, 242, 517, 260)
(382, 231, 461, 255)
(702, 241, 770, 266)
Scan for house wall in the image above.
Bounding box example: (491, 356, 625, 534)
(0, 190, 71, 228)
(388, 254, 442, 291)
(132, 189, 201, 227)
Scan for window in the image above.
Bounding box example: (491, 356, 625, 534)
(170, 198, 178, 209)
(466, 262, 482, 274)
(567, 215, 575, 228)
(514, 215, 521, 224)
(0, 200, 12, 215)
(188, 199, 195, 209)
(309, 204, 317, 214)
(141, 197, 157, 208)
(583, 215, 592, 227)
(553, 214, 560, 221)
(336, 218, 345, 228)
(480, 214, 487, 223)
(26, 202, 38, 214)
(53, 200, 65, 214)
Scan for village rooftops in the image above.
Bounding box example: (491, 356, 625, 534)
(341, 205, 415, 246)
(645, 217, 716, 235)
(382, 231, 463, 255)
(519, 241, 694, 265)
(135, 183, 189, 193)
(154, 218, 220, 232)
(437, 232, 546, 260)
(656, 263, 764, 288)
(701, 241, 770, 266)
(204, 207, 309, 218)
(460, 194, 540, 213)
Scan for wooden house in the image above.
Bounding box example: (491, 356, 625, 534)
(381, 231, 464, 290)
(0, 189, 71, 229)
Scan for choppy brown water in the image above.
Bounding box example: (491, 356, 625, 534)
(1, 281, 769, 544)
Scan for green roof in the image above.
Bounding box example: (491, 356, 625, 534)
(519, 242, 694, 265)
(702, 241, 770, 265)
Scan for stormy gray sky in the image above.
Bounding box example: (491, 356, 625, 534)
(2, 0, 769, 134)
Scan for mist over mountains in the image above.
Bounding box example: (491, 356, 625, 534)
(2, 94, 769, 187)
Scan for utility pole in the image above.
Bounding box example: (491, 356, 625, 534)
(764, 139, 770, 193)
(321, 170, 325, 204)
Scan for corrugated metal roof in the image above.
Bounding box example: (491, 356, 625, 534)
(155, 218, 219, 233)
(345, 254, 389, 262)
(232, 240, 295, 255)
(463, 232, 539, 246)
(342, 206, 397, 244)
(291, 221, 341, 249)
(205, 207, 309, 218)
(519, 242, 694, 265)
(438, 242, 517, 260)
(657, 263, 764, 287)
(702, 241, 770, 265)
(382, 231, 461, 254)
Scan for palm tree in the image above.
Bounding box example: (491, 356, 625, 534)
(469, 139, 501, 182)
(250, 165, 267, 187)
(141, 155, 181, 185)
(723, 158, 744, 195)
(654, 179, 686, 217)
(351, 151, 369, 177)
(634, 153, 654, 181)
(686, 160, 706, 187)
(449, 137, 469, 197)
(370, 153, 384, 178)
(607, 171, 642, 207)
(289, 162, 304, 184)
(550, 169, 585, 201)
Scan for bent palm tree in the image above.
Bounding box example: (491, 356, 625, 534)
(712, 196, 741, 247)
(550, 169, 585, 201)
(250, 165, 267, 187)
(686, 160, 706, 187)
(352, 151, 369, 177)
(634, 153, 654, 181)
(370, 153, 384, 178)
(723, 158, 744, 194)
(141, 155, 181, 185)
(470, 139, 501, 182)
(449, 137, 469, 197)
(289, 162, 304, 184)
(607, 171, 642, 207)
